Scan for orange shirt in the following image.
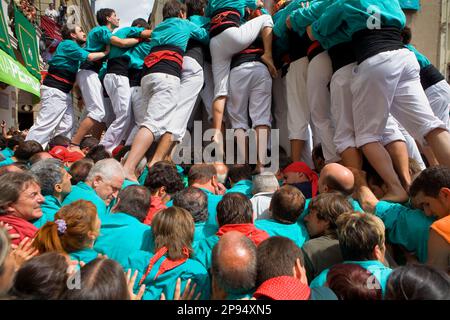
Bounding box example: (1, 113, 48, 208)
(431, 215, 450, 244)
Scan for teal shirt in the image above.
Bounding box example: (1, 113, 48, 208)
(290, 0, 331, 36)
(138, 167, 149, 185)
(206, 0, 258, 19)
(0, 147, 14, 158)
(32, 195, 61, 228)
(85, 26, 112, 52)
(194, 222, 218, 247)
(62, 182, 108, 221)
(310, 260, 392, 295)
(192, 234, 219, 270)
(128, 250, 211, 300)
(148, 17, 209, 53)
(94, 212, 154, 269)
(0, 157, 14, 167)
(405, 44, 431, 69)
(375, 201, 435, 263)
(108, 26, 145, 60)
(274, 0, 303, 38)
(309, 0, 405, 41)
(311, 0, 353, 49)
(49, 40, 90, 73)
(201, 188, 224, 227)
(69, 247, 99, 264)
(189, 15, 210, 29)
(255, 219, 309, 248)
(124, 41, 152, 69)
(226, 180, 253, 199)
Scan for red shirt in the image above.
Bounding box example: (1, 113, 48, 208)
(143, 196, 167, 226)
(216, 223, 269, 246)
(0, 214, 38, 246)
(253, 276, 311, 300)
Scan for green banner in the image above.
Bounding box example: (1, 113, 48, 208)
(14, 7, 40, 80)
(0, 47, 40, 97)
(0, 4, 14, 57)
(399, 0, 420, 10)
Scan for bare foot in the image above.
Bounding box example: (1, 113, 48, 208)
(123, 168, 138, 182)
(260, 54, 278, 78)
(68, 144, 85, 156)
(381, 186, 409, 203)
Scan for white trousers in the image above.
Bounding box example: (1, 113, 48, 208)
(330, 63, 405, 154)
(76, 70, 106, 122)
(425, 79, 450, 129)
(140, 73, 181, 140)
(227, 61, 272, 129)
(351, 48, 446, 147)
(286, 57, 310, 141)
(272, 73, 292, 157)
(169, 57, 204, 142)
(102, 73, 132, 153)
(307, 51, 339, 163)
(396, 120, 427, 170)
(210, 14, 273, 99)
(26, 85, 73, 148)
(200, 62, 214, 121)
(125, 86, 144, 146)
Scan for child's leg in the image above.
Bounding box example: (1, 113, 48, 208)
(425, 80, 450, 128)
(72, 70, 105, 145)
(397, 121, 426, 170)
(125, 86, 144, 146)
(307, 51, 339, 164)
(286, 57, 310, 163)
(249, 62, 273, 168)
(351, 50, 408, 202)
(271, 72, 291, 157)
(26, 86, 70, 147)
(101, 74, 132, 153)
(389, 50, 450, 168)
(330, 62, 362, 169)
(169, 57, 204, 143)
(382, 116, 411, 191)
(209, 14, 275, 133)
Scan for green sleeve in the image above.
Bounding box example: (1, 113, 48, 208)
(188, 21, 210, 45)
(245, 0, 258, 10)
(98, 27, 112, 44)
(64, 41, 90, 62)
(375, 201, 435, 263)
(290, 0, 329, 35)
(126, 26, 145, 38)
(310, 0, 346, 39)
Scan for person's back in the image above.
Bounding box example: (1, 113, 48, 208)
(94, 186, 154, 269)
(255, 185, 309, 247)
(127, 207, 210, 300)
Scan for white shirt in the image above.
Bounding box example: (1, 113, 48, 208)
(45, 8, 59, 21)
(250, 192, 275, 221)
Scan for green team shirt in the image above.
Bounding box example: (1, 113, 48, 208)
(309, 0, 405, 42)
(290, 0, 331, 36)
(108, 26, 145, 60)
(49, 40, 90, 73)
(374, 201, 435, 263)
(148, 17, 209, 53)
(206, 0, 258, 19)
(85, 26, 112, 52)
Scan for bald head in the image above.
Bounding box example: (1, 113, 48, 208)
(318, 163, 355, 196)
(211, 231, 257, 295)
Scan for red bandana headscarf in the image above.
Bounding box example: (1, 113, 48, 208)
(283, 162, 319, 197)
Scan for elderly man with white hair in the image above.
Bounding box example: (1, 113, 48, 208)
(62, 158, 125, 220)
(250, 172, 280, 221)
